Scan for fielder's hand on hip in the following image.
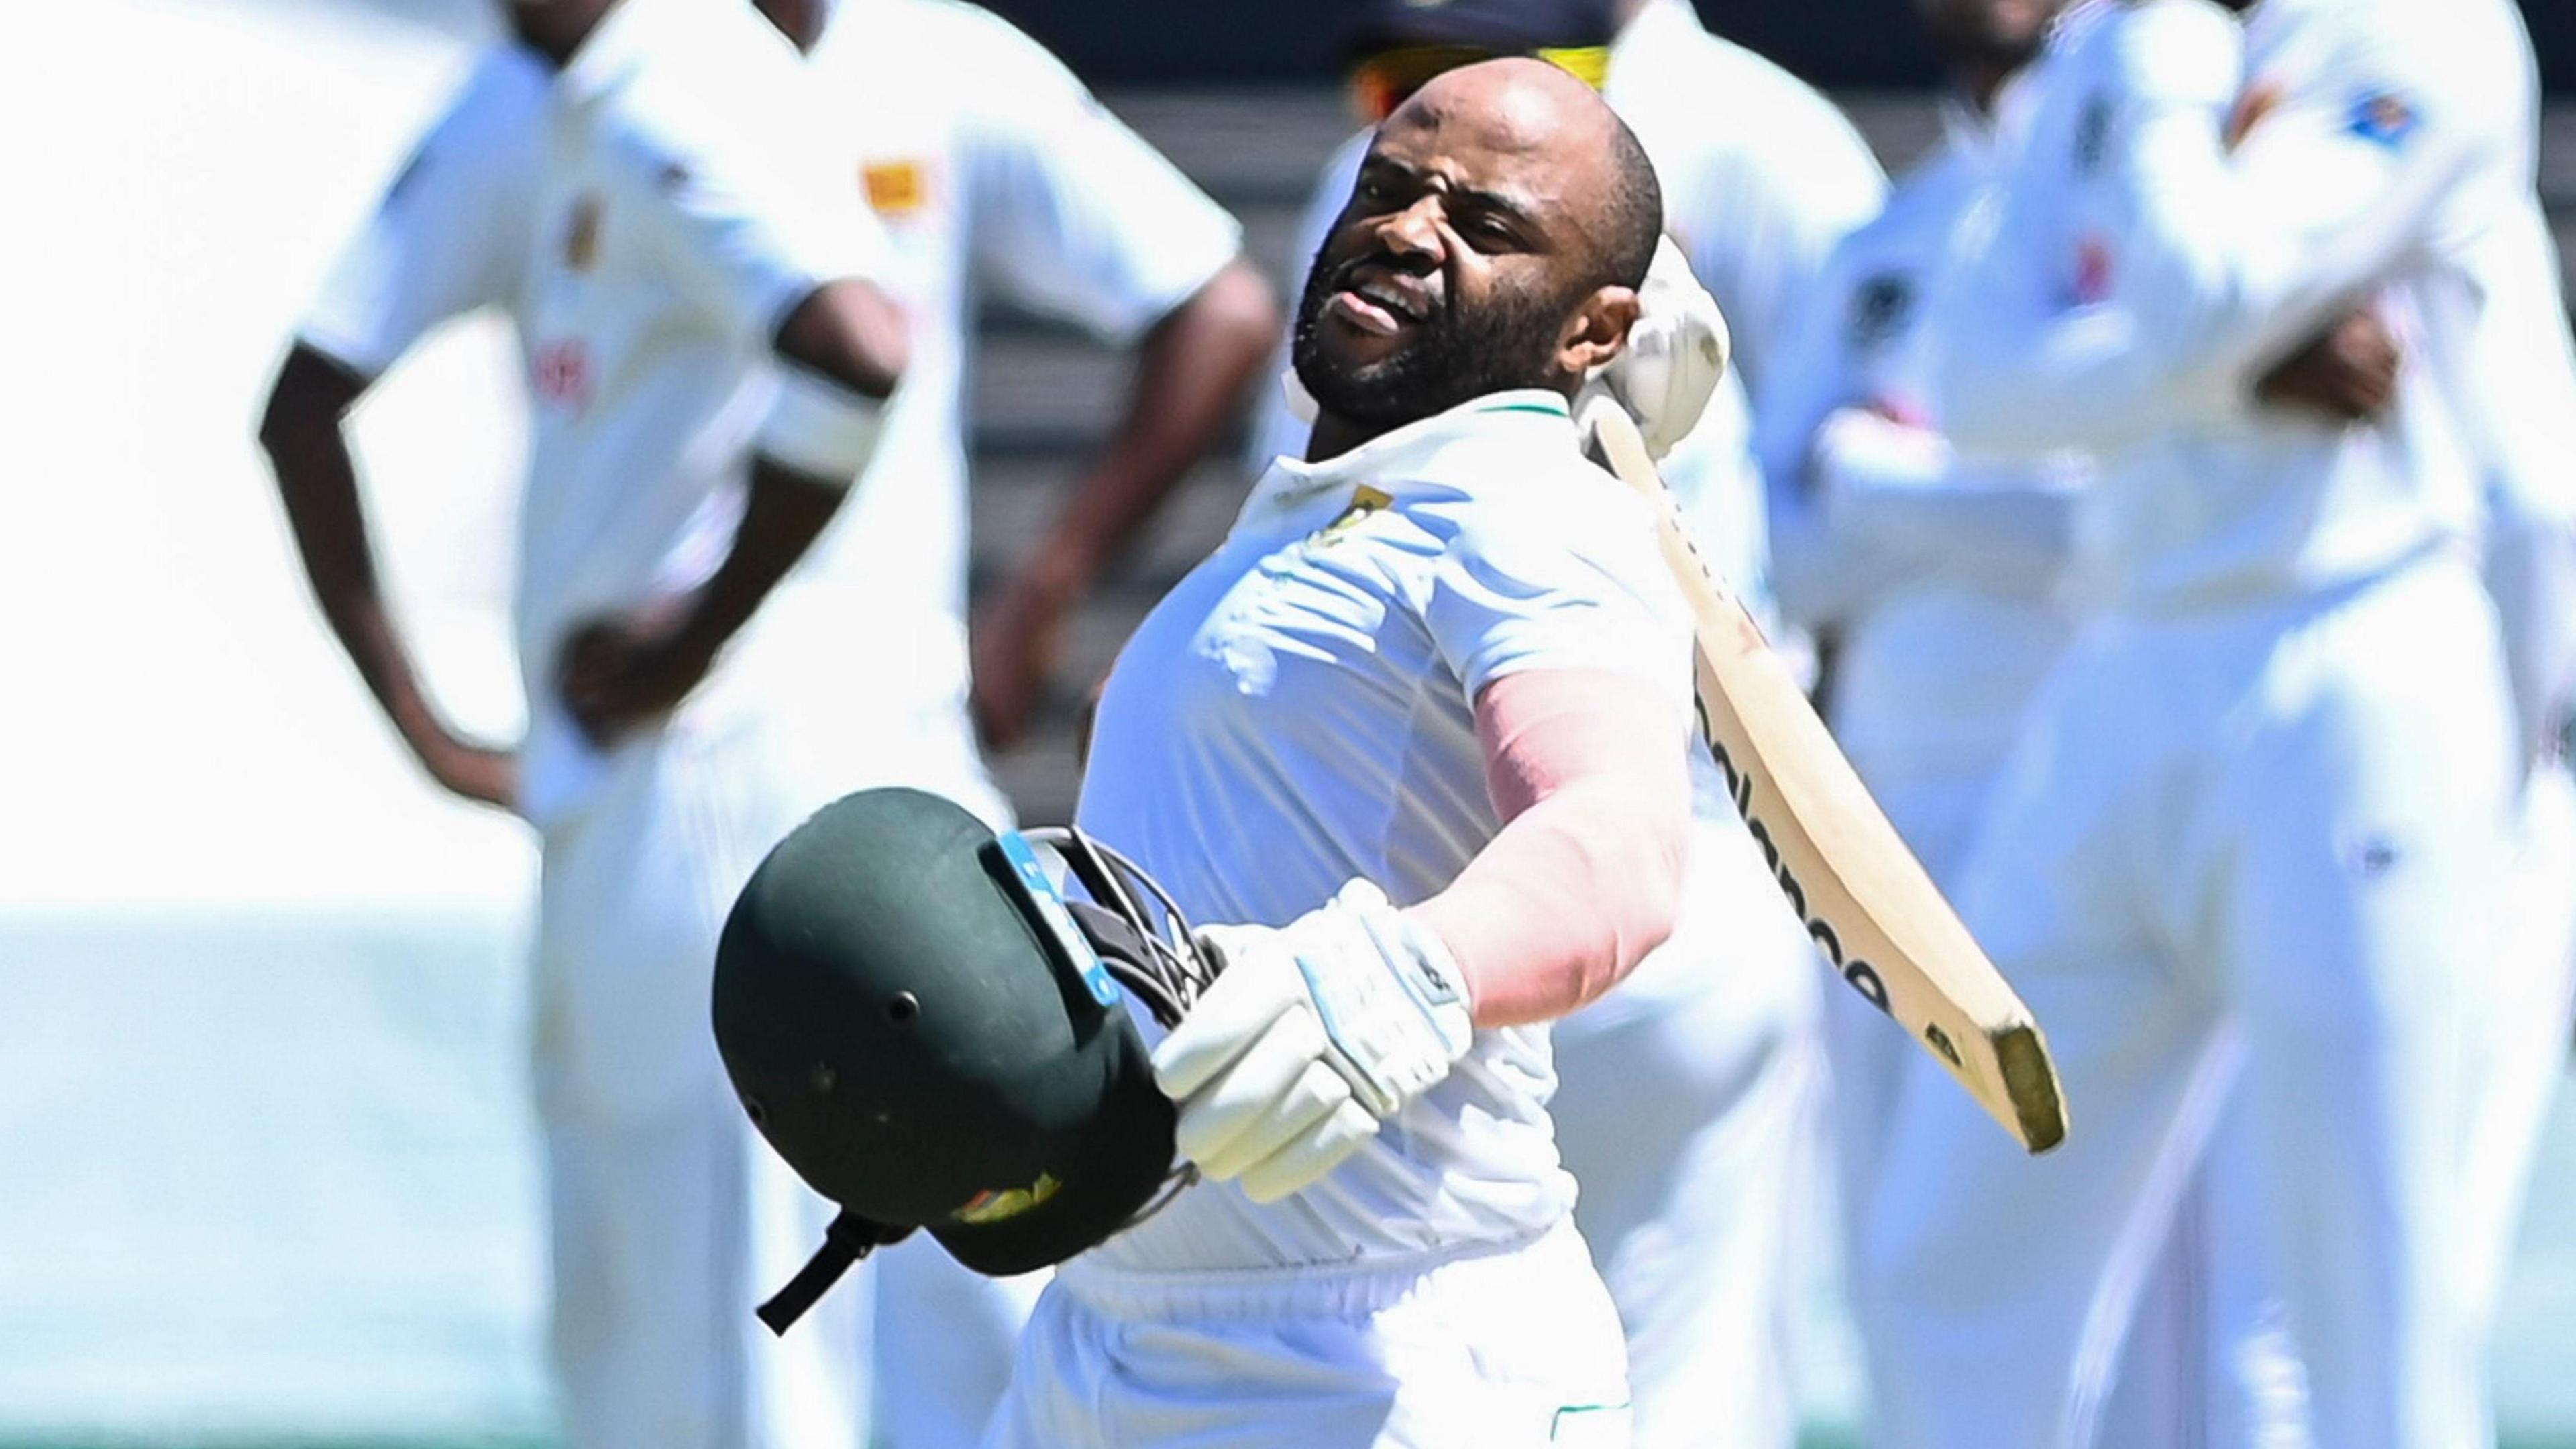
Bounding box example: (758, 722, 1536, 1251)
(1153, 881, 1473, 1202)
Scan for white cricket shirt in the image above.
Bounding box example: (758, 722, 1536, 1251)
(1602, 0, 1888, 400)
(796, 0, 1244, 716)
(1757, 99, 2089, 789)
(511, 0, 896, 812)
(1076, 390, 1693, 1273)
(1927, 0, 2482, 609)
(303, 0, 897, 824)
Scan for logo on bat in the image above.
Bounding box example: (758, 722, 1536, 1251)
(1705, 730, 1897, 1021)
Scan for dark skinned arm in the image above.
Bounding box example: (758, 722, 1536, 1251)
(2253, 307, 2402, 424)
(971, 258, 1278, 747)
(556, 277, 911, 746)
(258, 342, 515, 810)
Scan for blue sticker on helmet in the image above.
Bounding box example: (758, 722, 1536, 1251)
(997, 831, 1122, 1007)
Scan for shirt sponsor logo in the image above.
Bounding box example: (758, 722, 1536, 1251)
(863, 159, 928, 217)
(562, 193, 604, 272)
(1697, 704, 1911, 1041)
(2346, 91, 2420, 150)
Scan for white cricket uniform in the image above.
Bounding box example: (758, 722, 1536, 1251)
(982, 390, 1693, 1449)
(789, 6, 1248, 1444)
(1751, 89, 2091, 1397)
(1864, 3, 2532, 1446)
(298, 2, 928, 1445)
(1240, 15, 1880, 1444)
(2092, 1, 2576, 1442)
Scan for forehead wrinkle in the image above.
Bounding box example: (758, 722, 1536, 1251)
(1368, 119, 1565, 230)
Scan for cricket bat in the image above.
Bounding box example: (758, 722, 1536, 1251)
(1581, 395, 2068, 1154)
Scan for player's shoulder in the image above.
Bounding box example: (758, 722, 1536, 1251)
(596, 2, 842, 184)
(2095, 0, 2243, 101)
(1405, 420, 1662, 571)
(1617, 29, 1882, 222)
(410, 41, 551, 156)
(1650, 24, 1875, 160)
(607, 0, 812, 129)
(1856, 143, 1984, 250)
(451, 41, 553, 117)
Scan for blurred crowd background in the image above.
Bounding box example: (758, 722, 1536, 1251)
(1, 1, 2571, 1445)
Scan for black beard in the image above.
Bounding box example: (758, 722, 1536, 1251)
(1290, 249, 1569, 433)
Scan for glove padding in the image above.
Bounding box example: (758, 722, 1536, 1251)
(1151, 881, 1474, 1203)
(1578, 235, 1731, 461)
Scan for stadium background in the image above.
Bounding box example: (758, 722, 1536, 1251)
(1, 1, 2569, 1446)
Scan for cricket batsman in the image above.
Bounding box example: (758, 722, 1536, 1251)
(991, 56, 1703, 1446)
(716, 55, 1721, 1448)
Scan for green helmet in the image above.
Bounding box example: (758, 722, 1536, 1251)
(712, 787, 1215, 1334)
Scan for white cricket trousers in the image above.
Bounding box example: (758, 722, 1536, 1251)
(981, 1219, 1634, 1449)
(2093, 763, 2576, 1448)
(1822, 765, 2034, 1444)
(1858, 549, 2523, 1449)
(1552, 797, 1828, 1449)
(533, 692, 1033, 1449)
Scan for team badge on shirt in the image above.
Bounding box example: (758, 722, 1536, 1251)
(1848, 272, 1915, 350)
(1312, 485, 1393, 545)
(563, 194, 604, 271)
(863, 159, 929, 217)
(2069, 233, 2115, 308)
(2346, 90, 2420, 150)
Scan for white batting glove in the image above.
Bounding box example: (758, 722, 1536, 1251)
(1579, 235, 1731, 460)
(1152, 881, 1474, 1203)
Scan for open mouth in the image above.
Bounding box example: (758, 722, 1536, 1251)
(1328, 265, 1430, 337)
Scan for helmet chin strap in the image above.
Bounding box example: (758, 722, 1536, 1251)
(756, 1210, 912, 1336)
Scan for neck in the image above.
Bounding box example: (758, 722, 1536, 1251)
(1953, 58, 2022, 117)
(1305, 413, 1385, 464)
(514, 0, 619, 66)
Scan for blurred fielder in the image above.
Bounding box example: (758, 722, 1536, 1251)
(258, 0, 1267, 1444)
(984, 58, 1709, 1448)
(1861, 0, 2576, 1444)
(1752, 0, 2092, 1420)
(1246, 5, 1881, 1441)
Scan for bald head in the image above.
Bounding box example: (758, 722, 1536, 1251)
(1391, 60, 1662, 291)
(1293, 58, 1664, 457)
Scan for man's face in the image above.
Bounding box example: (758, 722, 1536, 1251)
(1292, 74, 1609, 431)
(1911, 0, 2060, 75)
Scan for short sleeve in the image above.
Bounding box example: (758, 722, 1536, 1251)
(299, 46, 549, 377)
(1421, 476, 1695, 707)
(613, 36, 896, 342)
(958, 17, 1243, 343)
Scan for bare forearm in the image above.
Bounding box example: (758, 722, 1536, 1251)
(258, 347, 442, 739)
(1407, 669, 1692, 1028)
(1409, 774, 1687, 1028)
(670, 458, 849, 663)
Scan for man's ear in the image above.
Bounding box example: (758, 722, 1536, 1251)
(1555, 286, 1642, 382)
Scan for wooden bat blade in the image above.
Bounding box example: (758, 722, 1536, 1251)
(1581, 396, 2068, 1154)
